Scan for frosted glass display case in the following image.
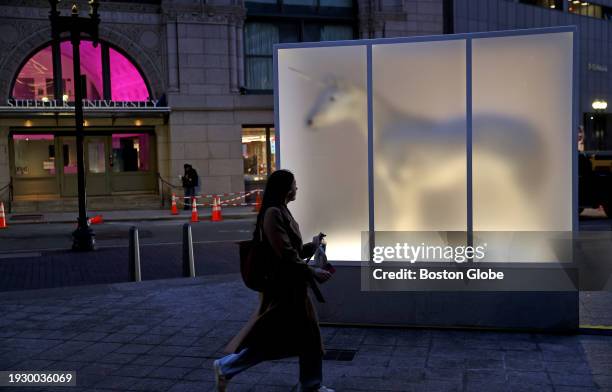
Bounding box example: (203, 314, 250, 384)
(274, 27, 578, 329)
(275, 27, 576, 262)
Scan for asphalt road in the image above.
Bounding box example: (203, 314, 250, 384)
(0, 213, 611, 292)
(0, 219, 256, 291)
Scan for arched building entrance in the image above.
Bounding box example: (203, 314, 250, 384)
(2, 39, 169, 206)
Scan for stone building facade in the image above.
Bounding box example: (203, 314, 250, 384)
(0, 0, 444, 209)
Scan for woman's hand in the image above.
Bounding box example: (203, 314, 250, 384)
(313, 268, 332, 283)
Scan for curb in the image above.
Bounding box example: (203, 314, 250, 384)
(7, 213, 257, 225)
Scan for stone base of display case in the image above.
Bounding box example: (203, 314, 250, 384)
(314, 264, 578, 331)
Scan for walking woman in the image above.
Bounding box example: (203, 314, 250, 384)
(214, 169, 334, 392)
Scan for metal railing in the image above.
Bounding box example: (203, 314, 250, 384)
(157, 173, 179, 208)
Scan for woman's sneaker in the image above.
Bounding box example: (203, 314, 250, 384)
(212, 360, 228, 392)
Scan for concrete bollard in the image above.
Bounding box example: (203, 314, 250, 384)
(129, 226, 142, 282)
(182, 223, 196, 277)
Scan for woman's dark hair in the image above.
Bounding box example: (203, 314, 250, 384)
(256, 169, 295, 228)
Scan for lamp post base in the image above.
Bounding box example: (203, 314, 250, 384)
(72, 218, 95, 251)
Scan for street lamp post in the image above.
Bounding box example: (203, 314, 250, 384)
(49, 0, 100, 251)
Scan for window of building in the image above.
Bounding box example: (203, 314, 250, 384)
(60, 41, 103, 101)
(12, 40, 150, 101)
(244, 1, 356, 91)
(568, 1, 612, 19)
(111, 133, 151, 172)
(12, 134, 56, 177)
(242, 126, 276, 181)
(517, 0, 563, 10)
(13, 47, 54, 100)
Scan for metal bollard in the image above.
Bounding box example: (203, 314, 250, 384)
(182, 223, 196, 277)
(129, 226, 142, 282)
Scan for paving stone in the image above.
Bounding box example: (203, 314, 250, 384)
(167, 381, 215, 392)
(148, 366, 192, 380)
(115, 344, 155, 355)
(94, 375, 140, 389)
(164, 356, 205, 368)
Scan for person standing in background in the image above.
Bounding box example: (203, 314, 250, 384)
(181, 164, 199, 210)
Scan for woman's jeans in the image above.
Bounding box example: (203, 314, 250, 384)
(217, 348, 322, 390)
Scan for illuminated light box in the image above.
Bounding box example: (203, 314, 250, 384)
(275, 27, 578, 329)
(276, 28, 575, 259)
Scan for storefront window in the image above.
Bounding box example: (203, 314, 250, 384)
(518, 0, 563, 10)
(12, 46, 54, 100)
(12, 134, 56, 177)
(568, 1, 612, 19)
(242, 126, 276, 181)
(111, 133, 151, 172)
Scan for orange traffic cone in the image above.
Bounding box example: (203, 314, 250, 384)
(0, 202, 7, 229)
(88, 215, 103, 225)
(170, 193, 179, 215)
(191, 197, 199, 223)
(212, 197, 223, 222)
(253, 191, 262, 212)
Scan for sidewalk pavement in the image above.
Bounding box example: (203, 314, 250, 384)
(1, 274, 611, 391)
(7, 207, 257, 225)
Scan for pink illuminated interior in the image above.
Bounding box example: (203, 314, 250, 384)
(12, 41, 150, 101)
(112, 133, 150, 171)
(110, 48, 149, 101)
(61, 41, 103, 100)
(12, 47, 54, 100)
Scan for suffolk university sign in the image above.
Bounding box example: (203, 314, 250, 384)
(0, 99, 169, 112)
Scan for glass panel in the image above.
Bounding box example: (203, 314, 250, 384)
(111, 133, 151, 172)
(60, 41, 103, 101)
(62, 137, 78, 175)
(283, 0, 316, 5)
(109, 47, 150, 101)
(12, 46, 54, 100)
(320, 0, 352, 6)
(320, 25, 354, 41)
(245, 23, 278, 56)
(246, 57, 273, 90)
(278, 45, 368, 261)
(12, 134, 55, 177)
(472, 32, 573, 232)
(372, 40, 467, 232)
(88, 139, 106, 173)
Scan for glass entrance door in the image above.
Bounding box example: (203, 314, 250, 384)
(58, 136, 111, 197)
(86, 136, 110, 195)
(58, 136, 77, 197)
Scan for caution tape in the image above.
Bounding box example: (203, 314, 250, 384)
(182, 189, 262, 199)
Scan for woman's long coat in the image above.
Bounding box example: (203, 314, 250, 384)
(225, 204, 324, 359)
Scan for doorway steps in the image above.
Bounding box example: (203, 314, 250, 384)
(11, 193, 161, 213)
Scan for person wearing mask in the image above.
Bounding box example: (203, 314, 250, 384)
(181, 164, 199, 210)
